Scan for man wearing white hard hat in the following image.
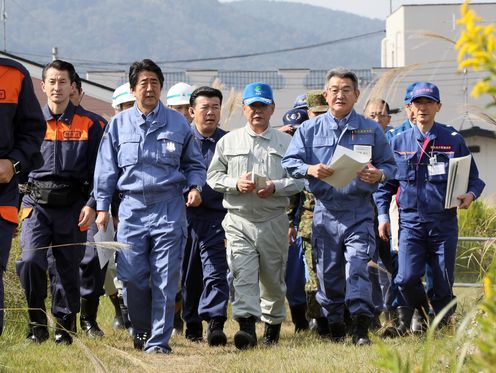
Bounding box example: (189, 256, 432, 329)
(112, 82, 136, 113)
(167, 82, 194, 123)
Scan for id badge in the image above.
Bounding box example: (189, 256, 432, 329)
(353, 145, 372, 160)
(428, 162, 445, 176)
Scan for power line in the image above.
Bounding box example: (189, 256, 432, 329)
(62, 29, 385, 67)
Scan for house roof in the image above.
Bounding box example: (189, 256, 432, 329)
(459, 126, 496, 139)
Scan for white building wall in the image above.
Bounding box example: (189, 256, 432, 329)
(382, 3, 496, 199)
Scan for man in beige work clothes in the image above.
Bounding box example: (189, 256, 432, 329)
(207, 82, 303, 350)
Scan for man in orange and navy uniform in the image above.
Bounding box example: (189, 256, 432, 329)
(0, 57, 46, 336)
(16, 60, 104, 345)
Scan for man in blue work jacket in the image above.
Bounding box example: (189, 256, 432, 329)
(180, 86, 229, 346)
(374, 82, 485, 335)
(282, 68, 397, 346)
(94, 59, 206, 354)
(17, 60, 103, 345)
(0, 58, 45, 336)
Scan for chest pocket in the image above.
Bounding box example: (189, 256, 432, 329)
(224, 147, 250, 178)
(118, 135, 140, 167)
(267, 146, 286, 180)
(427, 152, 452, 183)
(394, 152, 416, 182)
(312, 136, 336, 164)
(157, 132, 184, 167)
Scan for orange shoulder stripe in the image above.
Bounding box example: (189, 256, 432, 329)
(0, 65, 23, 104)
(0, 206, 19, 224)
(44, 114, 93, 141)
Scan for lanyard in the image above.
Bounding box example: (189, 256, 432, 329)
(416, 136, 434, 165)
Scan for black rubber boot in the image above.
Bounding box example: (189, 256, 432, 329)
(412, 299, 430, 334)
(316, 317, 330, 338)
(394, 306, 414, 337)
(26, 310, 49, 343)
(80, 298, 104, 338)
(289, 303, 309, 333)
(119, 297, 132, 335)
(263, 323, 281, 346)
(381, 309, 401, 338)
(329, 322, 346, 342)
(133, 331, 150, 350)
(109, 293, 125, 330)
(370, 314, 382, 332)
(351, 314, 372, 346)
(234, 316, 257, 350)
(207, 317, 227, 347)
(185, 321, 203, 342)
(55, 315, 76, 345)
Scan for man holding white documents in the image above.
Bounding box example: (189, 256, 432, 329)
(282, 68, 396, 346)
(374, 82, 485, 333)
(207, 82, 304, 349)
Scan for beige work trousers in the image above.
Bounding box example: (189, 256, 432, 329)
(223, 212, 288, 325)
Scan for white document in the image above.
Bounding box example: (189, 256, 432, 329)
(445, 154, 472, 209)
(251, 164, 267, 190)
(94, 223, 116, 269)
(323, 145, 370, 189)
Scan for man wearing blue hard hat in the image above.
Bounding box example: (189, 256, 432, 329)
(207, 82, 304, 349)
(374, 82, 485, 335)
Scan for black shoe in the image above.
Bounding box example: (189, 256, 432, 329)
(27, 323, 49, 343)
(234, 316, 257, 350)
(133, 331, 150, 351)
(351, 314, 372, 346)
(55, 316, 76, 345)
(263, 323, 281, 346)
(316, 317, 330, 338)
(206, 317, 227, 347)
(185, 321, 203, 342)
(289, 304, 309, 333)
(80, 298, 104, 338)
(329, 322, 346, 342)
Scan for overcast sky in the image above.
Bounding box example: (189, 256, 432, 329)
(219, 0, 495, 20)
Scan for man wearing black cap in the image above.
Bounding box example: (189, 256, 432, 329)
(374, 82, 485, 332)
(207, 82, 303, 349)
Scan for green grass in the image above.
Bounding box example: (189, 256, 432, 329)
(0, 237, 484, 372)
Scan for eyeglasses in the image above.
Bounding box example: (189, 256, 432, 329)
(327, 87, 355, 96)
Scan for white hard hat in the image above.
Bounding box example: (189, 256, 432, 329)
(166, 82, 193, 106)
(112, 82, 135, 109)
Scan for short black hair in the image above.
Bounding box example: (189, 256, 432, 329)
(128, 59, 164, 90)
(190, 86, 223, 106)
(74, 73, 82, 94)
(42, 59, 76, 83)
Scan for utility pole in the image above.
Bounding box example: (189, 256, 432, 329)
(51, 46, 58, 61)
(2, 0, 6, 52)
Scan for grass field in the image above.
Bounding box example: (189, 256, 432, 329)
(0, 237, 484, 373)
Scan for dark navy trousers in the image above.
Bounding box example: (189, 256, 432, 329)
(181, 216, 228, 323)
(17, 196, 86, 322)
(396, 216, 458, 316)
(285, 236, 307, 307)
(0, 218, 16, 334)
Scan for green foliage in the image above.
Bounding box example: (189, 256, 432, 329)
(457, 201, 496, 280)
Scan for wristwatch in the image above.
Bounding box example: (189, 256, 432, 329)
(189, 185, 202, 193)
(379, 169, 386, 183)
(10, 159, 21, 175)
